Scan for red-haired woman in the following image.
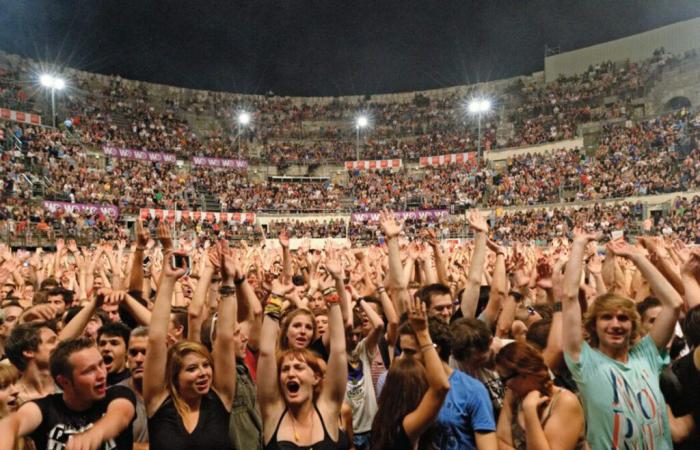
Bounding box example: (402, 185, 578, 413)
(257, 253, 349, 450)
(495, 342, 585, 450)
(143, 248, 238, 449)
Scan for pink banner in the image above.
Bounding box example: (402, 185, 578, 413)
(192, 156, 248, 170)
(351, 209, 448, 223)
(345, 159, 402, 170)
(43, 201, 119, 218)
(419, 152, 476, 167)
(102, 146, 177, 164)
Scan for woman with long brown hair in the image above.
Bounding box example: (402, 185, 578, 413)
(370, 297, 450, 450)
(495, 342, 585, 450)
(143, 247, 238, 450)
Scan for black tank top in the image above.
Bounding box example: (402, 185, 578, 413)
(148, 390, 233, 450)
(263, 403, 350, 450)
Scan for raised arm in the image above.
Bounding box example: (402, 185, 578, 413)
(357, 296, 385, 353)
(562, 229, 598, 362)
(279, 230, 293, 282)
(379, 209, 404, 293)
(482, 239, 507, 326)
(402, 296, 450, 442)
(143, 250, 187, 415)
(128, 219, 149, 294)
(213, 245, 238, 411)
(320, 252, 349, 409)
(58, 293, 100, 341)
(680, 250, 700, 310)
(608, 239, 683, 351)
(461, 210, 488, 319)
(188, 246, 218, 342)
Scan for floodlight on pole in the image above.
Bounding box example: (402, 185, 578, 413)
(467, 98, 492, 161)
(40, 74, 66, 128)
(355, 115, 369, 161)
(236, 111, 251, 156)
(238, 112, 251, 125)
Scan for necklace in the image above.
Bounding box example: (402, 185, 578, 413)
(289, 408, 314, 444)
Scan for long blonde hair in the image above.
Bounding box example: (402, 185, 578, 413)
(165, 340, 214, 418)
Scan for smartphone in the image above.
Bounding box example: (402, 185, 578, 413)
(171, 253, 191, 275)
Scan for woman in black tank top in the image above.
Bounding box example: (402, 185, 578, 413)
(143, 243, 240, 449)
(258, 253, 349, 450)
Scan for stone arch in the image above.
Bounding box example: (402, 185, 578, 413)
(665, 96, 691, 111)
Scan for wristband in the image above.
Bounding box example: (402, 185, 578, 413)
(420, 342, 437, 352)
(234, 275, 246, 286)
(552, 302, 563, 312)
(219, 286, 236, 297)
(324, 293, 340, 304)
(322, 287, 337, 296)
(264, 295, 284, 320)
(376, 287, 386, 294)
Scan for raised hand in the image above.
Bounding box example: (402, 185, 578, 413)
(587, 253, 603, 275)
(162, 250, 188, 279)
(323, 247, 343, 280)
(486, 238, 506, 255)
(156, 222, 173, 251)
(278, 230, 290, 249)
(606, 239, 642, 259)
(135, 219, 150, 248)
(466, 209, 488, 233)
(680, 248, 700, 279)
(221, 246, 243, 282)
(572, 227, 602, 243)
(379, 209, 403, 239)
(407, 295, 428, 333)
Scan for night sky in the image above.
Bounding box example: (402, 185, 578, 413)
(1, 0, 700, 96)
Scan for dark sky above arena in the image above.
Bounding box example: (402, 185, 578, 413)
(1, 0, 700, 96)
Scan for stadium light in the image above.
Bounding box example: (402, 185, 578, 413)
(236, 111, 251, 156)
(467, 98, 492, 160)
(355, 115, 369, 161)
(238, 111, 251, 125)
(40, 74, 66, 128)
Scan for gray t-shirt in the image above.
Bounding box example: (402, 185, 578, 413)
(117, 377, 148, 444)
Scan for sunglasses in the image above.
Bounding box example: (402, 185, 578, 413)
(500, 371, 519, 384)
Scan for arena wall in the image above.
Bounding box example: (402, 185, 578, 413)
(544, 17, 700, 81)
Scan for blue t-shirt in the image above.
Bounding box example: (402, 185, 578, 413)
(433, 370, 496, 450)
(564, 335, 672, 450)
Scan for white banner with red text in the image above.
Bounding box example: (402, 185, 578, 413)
(140, 209, 255, 223)
(344, 159, 402, 170)
(0, 108, 41, 125)
(419, 152, 476, 167)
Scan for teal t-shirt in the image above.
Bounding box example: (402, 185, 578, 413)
(564, 336, 671, 450)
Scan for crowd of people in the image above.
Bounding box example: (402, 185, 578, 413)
(1, 42, 700, 450)
(1, 47, 697, 167)
(2, 105, 697, 223)
(0, 212, 699, 449)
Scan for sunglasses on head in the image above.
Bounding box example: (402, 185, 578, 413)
(500, 371, 519, 384)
